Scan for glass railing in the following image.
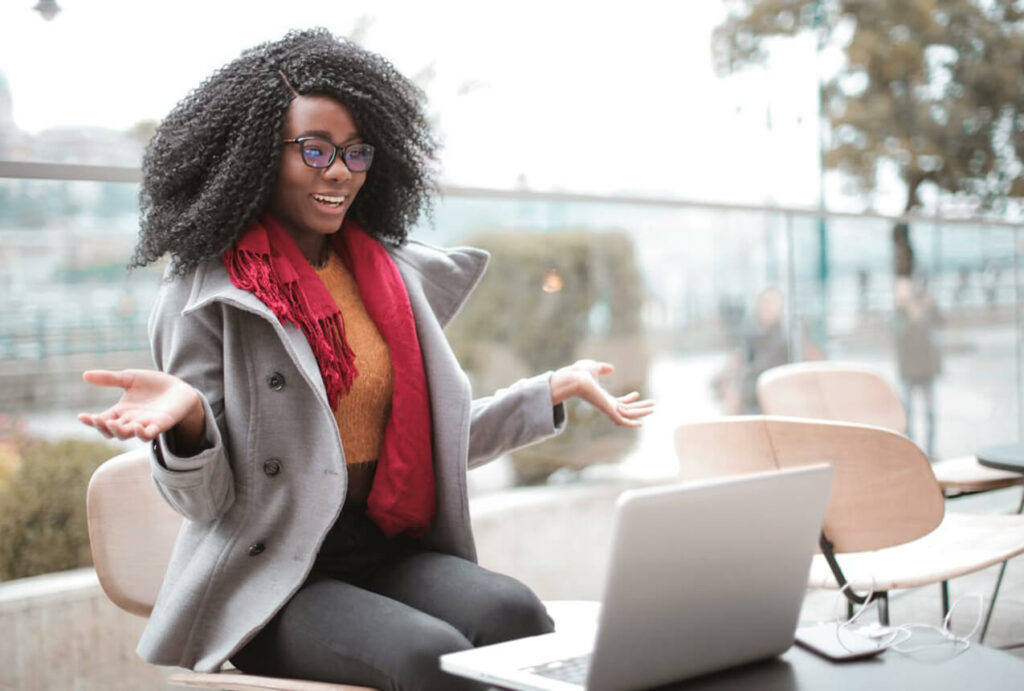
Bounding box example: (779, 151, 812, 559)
(424, 190, 1023, 481)
(1, 161, 1022, 578)
(0, 164, 159, 436)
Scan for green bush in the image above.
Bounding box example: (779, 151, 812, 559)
(448, 229, 649, 485)
(0, 434, 120, 581)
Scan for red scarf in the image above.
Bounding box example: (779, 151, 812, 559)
(223, 215, 435, 538)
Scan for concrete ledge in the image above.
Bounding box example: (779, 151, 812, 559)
(0, 567, 99, 608)
(471, 477, 656, 600)
(0, 568, 169, 690)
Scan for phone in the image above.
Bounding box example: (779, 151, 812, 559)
(794, 622, 888, 661)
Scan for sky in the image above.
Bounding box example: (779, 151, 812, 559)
(0, 0, 843, 209)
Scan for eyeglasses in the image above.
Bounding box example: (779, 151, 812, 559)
(282, 137, 375, 172)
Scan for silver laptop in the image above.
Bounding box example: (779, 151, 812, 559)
(440, 464, 833, 691)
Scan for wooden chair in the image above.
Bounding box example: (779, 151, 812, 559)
(756, 361, 1024, 638)
(86, 446, 376, 691)
(674, 416, 1024, 635)
(756, 361, 1024, 499)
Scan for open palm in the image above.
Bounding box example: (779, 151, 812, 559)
(78, 369, 201, 442)
(551, 359, 655, 428)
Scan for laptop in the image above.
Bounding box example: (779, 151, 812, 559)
(440, 463, 833, 691)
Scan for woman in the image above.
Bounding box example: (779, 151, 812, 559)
(892, 275, 942, 457)
(78, 28, 652, 690)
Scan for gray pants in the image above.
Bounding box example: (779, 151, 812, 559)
(231, 504, 554, 690)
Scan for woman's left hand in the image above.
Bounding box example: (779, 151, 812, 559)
(549, 360, 655, 428)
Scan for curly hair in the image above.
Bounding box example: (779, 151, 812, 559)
(130, 28, 437, 275)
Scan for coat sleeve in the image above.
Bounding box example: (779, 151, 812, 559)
(467, 372, 567, 469)
(146, 277, 236, 523)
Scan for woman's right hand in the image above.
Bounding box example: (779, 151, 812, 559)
(78, 369, 205, 447)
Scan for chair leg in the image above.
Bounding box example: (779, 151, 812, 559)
(877, 592, 890, 627)
(980, 561, 1009, 643)
(847, 600, 854, 621)
(976, 487, 1023, 642)
(941, 580, 950, 618)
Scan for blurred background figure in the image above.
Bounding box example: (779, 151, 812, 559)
(893, 274, 943, 458)
(738, 286, 790, 414)
(982, 259, 1002, 309)
(857, 268, 870, 314)
(713, 286, 823, 414)
(953, 264, 971, 304)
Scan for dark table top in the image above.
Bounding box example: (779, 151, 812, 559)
(536, 603, 1023, 691)
(666, 634, 1024, 690)
(977, 443, 1024, 473)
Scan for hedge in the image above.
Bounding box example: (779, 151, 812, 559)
(0, 432, 119, 581)
(447, 229, 649, 484)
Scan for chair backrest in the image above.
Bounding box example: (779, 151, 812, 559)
(86, 446, 182, 617)
(674, 416, 944, 553)
(756, 361, 907, 434)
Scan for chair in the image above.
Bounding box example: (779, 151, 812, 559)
(86, 446, 376, 691)
(756, 361, 1024, 637)
(756, 361, 1024, 500)
(674, 416, 1024, 634)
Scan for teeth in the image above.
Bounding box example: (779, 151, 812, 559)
(312, 193, 345, 205)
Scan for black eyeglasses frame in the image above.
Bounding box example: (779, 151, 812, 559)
(282, 137, 375, 172)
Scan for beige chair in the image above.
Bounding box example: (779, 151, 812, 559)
(756, 361, 1024, 499)
(756, 361, 1024, 638)
(674, 416, 1024, 634)
(86, 446, 376, 691)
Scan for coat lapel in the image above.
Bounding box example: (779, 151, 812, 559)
(180, 259, 328, 404)
(387, 241, 490, 328)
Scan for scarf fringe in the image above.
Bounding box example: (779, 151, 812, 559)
(224, 246, 357, 406)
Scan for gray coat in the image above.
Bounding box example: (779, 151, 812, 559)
(137, 240, 566, 672)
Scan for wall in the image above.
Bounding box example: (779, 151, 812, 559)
(0, 569, 170, 690)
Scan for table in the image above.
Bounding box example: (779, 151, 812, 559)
(667, 637, 1024, 690)
(541, 603, 1024, 690)
(977, 443, 1024, 474)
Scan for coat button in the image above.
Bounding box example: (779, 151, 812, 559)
(263, 458, 282, 477)
(267, 372, 285, 390)
(248, 542, 265, 556)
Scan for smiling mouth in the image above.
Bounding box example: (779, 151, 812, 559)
(312, 193, 346, 209)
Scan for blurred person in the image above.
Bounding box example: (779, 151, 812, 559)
(737, 286, 790, 413)
(742, 286, 824, 413)
(982, 258, 1001, 308)
(857, 268, 870, 313)
(893, 274, 942, 458)
(714, 286, 821, 414)
(76, 29, 652, 691)
(953, 264, 970, 304)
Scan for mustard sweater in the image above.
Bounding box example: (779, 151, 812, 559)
(315, 251, 394, 504)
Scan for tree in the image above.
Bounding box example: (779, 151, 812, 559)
(713, 0, 1024, 276)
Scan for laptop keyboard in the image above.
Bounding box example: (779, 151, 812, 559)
(522, 653, 591, 685)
